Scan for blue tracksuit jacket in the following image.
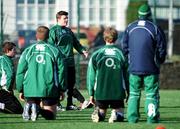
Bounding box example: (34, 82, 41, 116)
(122, 19, 166, 75)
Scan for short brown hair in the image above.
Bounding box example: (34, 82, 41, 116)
(103, 27, 118, 43)
(2, 41, 16, 54)
(36, 26, 49, 41)
(56, 11, 68, 20)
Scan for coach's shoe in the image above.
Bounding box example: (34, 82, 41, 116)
(31, 103, 37, 121)
(66, 105, 80, 111)
(147, 112, 160, 123)
(22, 103, 31, 121)
(57, 104, 65, 112)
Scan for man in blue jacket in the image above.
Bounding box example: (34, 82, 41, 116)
(122, 4, 166, 123)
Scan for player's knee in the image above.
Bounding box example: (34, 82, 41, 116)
(116, 112, 124, 122)
(98, 112, 106, 121)
(40, 109, 56, 120)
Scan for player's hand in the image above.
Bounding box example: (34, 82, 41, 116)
(89, 96, 95, 105)
(19, 92, 25, 102)
(8, 90, 14, 95)
(59, 92, 65, 101)
(83, 50, 88, 58)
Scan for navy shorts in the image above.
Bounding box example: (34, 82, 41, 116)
(95, 100, 124, 109)
(26, 97, 58, 106)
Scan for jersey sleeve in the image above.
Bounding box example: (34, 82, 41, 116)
(16, 50, 28, 92)
(86, 54, 97, 96)
(48, 29, 56, 45)
(155, 27, 167, 65)
(0, 58, 13, 91)
(122, 57, 129, 94)
(72, 32, 86, 54)
(121, 28, 129, 57)
(57, 53, 67, 92)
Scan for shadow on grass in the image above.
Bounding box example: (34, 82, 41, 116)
(160, 117, 180, 123)
(0, 117, 179, 125)
(132, 117, 180, 124)
(160, 106, 180, 108)
(0, 116, 21, 118)
(0, 117, 91, 124)
(0, 106, 179, 125)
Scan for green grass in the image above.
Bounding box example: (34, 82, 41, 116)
(0, 90, 180, 129)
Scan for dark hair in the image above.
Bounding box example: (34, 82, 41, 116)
(36, 26, 49, 40)
(56, 11, 68, 20)
(103, 27, 118, 43)
(2, 41, 16, 53)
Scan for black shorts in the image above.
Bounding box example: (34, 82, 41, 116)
(95, 100, 124, 109)
(26, 97, 58, 106)
(0, 90, 23, 114)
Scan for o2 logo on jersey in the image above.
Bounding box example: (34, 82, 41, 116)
(36, 55, 45, 64)
(105, 58, 116, 69)
(35, 44, 45, 64)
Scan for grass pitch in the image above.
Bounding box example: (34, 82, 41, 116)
(0, 90, 179, 129)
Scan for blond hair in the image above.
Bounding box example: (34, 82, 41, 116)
(36, 26, 49, 41)
(103, 27, 118, 43)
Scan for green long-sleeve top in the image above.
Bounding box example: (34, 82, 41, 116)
(87, 45, 129, 100)
(16, 41, 66, 98)
(48, 24, 86, 66)
(0, 55, 15, 91)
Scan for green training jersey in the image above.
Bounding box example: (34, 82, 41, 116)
(87, 45, 128, 100)
(16, 41, 66, 98)
(48, 24, 86, 66)
(0, 55, 15, 91)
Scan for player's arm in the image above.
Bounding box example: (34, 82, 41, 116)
(89, 96, 95, 105)
(122, 56, 129, 103)
(57, 53, 67, 92)
(16, 51, 28, 93)
(155, 27, 167, 65)
(121, 28, 129, 56)
(1, 59, 13, 91)
(48, 29, 56, 45)
(71, 31, 87, 54)
(86, 56, 97, 97)
(19, 92, 25, 102)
